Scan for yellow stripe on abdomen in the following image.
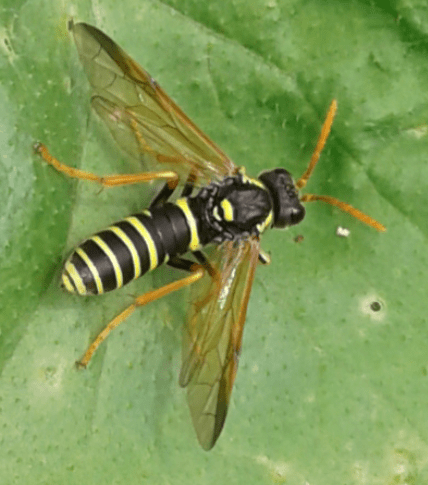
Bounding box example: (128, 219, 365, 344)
(91, 235, 123, 289)
(76, 247, 103, 294)
(125, 216, 158, 271)
(175, 198, 200, 251)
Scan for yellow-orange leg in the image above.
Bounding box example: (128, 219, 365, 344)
(77, 264, 205, 368)
(34, 142, 179, 190)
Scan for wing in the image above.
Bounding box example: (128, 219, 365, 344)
(70, 21, 236, 184)
(179, 237, 260, 450)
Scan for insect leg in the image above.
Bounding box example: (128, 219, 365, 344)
(150, 171, 197, 208)
(149, 182, 178, 208)
(189, 250, 221, 310)
(192, 250, 219, 280)
(258, 248, 271, 265)
(34, 142, 179, 188)
(165, 254, 219, 316)
(77, 264, 205, 368)
(167, 257, 197, 272)
(167, 253, 219, 283)
(180, 171, 198, 197)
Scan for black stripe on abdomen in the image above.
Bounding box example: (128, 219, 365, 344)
(61, 202, 194, 296)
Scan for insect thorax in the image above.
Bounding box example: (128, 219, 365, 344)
(188, 171, 274, 245)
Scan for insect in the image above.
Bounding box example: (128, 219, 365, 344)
(35, 21, 385, 450)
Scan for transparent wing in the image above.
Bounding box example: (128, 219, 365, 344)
(180, 237, 260, 450)
(70, 22, 236, 184)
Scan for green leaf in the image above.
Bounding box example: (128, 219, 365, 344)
(1, 0, 427, 483)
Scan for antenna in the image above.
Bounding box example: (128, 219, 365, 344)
(297, 100, 386, 232)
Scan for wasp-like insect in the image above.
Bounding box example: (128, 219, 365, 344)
(35, 21, 385, 450)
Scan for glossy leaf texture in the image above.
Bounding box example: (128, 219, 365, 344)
(1, 1, 427, 484)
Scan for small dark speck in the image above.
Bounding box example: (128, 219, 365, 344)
(3, 37, 11, 49)
(370, 301, 382, 312)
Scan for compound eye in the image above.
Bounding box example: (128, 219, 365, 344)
(289, 205, 305, 225)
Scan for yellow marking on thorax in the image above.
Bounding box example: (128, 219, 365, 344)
(212, 206, 221, 221)
(237, 166, 265, 189)
(257, 210, 274, 233)
(220, 199, 234, 221)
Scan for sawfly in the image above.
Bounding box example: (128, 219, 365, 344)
(35, 21, 385, 450)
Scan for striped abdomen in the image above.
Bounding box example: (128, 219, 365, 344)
(61, 201, 197, 295)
